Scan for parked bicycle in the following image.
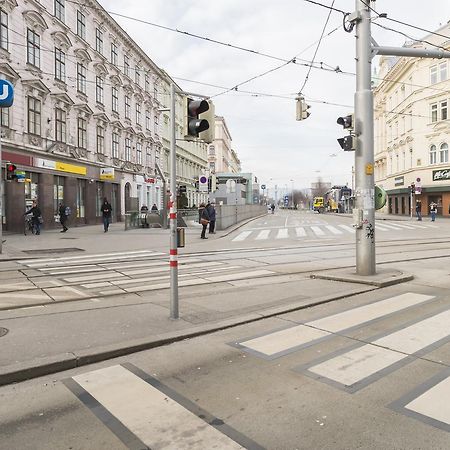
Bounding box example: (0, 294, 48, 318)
(24, 215, 37, 235)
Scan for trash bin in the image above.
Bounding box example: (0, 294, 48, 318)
(177, 227, 185, 248)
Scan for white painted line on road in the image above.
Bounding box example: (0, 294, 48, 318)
(374, 224, 389, 231)
(38, 264, 98, 272)
(255, 229, 271, 240)
(390, 223, 416, 230)
(325, 225, 343, 235)
(310, 226, 325, 236)
(338, 225, 355, 233)
(72, 365, 244, 449)
(81, 282, 112, 289)
(376, 223, 403, 230)
(63, 272, 126, 283)
(405, 376, 450, 425)
(276, 229, 289, 239)
(403, 223, 428, 229)
(296, 227, 307, 237)
(239, 293, 434, 357)
(203, 269, 275, 282)
(232, 231, 252, 242)
(309, 309, 450, 387)
(48, 267, 108, 275)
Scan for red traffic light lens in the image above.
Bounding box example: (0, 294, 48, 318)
(7, 164, 16, 172)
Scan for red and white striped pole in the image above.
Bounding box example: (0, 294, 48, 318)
(169, 83, 179, 319)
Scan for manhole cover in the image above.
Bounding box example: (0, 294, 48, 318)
(0, 328, 8, 338)
(23, 248, 85, 255)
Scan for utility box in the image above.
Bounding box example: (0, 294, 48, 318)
(177, 227, 185, 248)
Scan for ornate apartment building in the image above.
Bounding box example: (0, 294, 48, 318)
(374, 22, 450, 218)
(0, 0, 208, 232)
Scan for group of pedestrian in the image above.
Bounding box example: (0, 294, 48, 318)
(415, 200, 438, 222)
(199, 201, 216, 239)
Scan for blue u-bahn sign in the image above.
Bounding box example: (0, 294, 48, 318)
(0, 79, 14, 108)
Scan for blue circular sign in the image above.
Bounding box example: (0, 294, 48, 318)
(199, 176, 207, 184)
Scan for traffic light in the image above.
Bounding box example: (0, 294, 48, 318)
(207, 174, 217, 193)
(5, 163, 17, 181)
(184, 97, 215, 143)
(337, 113, 356, 151)
(296, 96, 311, 121)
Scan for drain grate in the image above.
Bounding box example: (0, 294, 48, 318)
(23, 248, 85, 255)
(0, 328, 8, 338)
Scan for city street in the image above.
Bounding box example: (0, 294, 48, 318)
(1, 210, 450, 448)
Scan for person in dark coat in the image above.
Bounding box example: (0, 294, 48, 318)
(415, 200, 422, 221)
(58, 202, 68, 232)
(199, 203, 210, 239)
(206, 201, 216, 234)
(151, 203, 159, 212)
(100, 197, 112, 232)
(24, 200, 42, 235)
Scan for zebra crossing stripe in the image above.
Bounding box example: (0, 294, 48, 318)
(375, 224, 389, 231)
(296, 227, 307, 237)
(276, 229, 289, 239)
(325, 225, 343, 235)
(256, 229, 270, 240)
(69, 365, 249, 449)
(238, 293, 434, 358)
(310, 226, 325, 236)
(338, 224, 355, 233)
(232, 231, 252, 242)
(376, 223, 403, 230)
(308, 309, 450, 389)
(390, 223, 416, 230)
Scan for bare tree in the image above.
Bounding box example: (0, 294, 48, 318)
(310, 178, 331, 198)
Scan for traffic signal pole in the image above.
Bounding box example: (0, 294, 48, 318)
(351, 0, 450, 276)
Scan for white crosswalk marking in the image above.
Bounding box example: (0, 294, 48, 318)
(309, 309, 450, 387)
(256, 229, 271, 240)
(232, 231, 252, 242)
(375, 224, 389, 231)
(390, 223, 416, 229)
(325, 225, 343, 235)
(71, 365, 244, 449)
(338, 224, 355, 233)
(239, 293, 435, 357)
(296, 227, 307, 237)
(377, 223, 403, 230)
(310, 226, 325, 236)
(276, 229, 289, 239)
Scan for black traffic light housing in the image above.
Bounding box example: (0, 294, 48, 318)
(184, 98, 209, 137)
(5, 163, 17, 181)
(337, 114, 356, 151)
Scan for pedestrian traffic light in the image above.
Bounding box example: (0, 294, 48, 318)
(184, 97, 215, 143)
(5, 163, 17, 181)
(337, 113, 356, 151)
(296, 96, 311, 121)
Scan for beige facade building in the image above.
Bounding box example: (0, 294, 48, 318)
(374, 23, 450, 218)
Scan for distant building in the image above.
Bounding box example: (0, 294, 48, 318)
(211, 173, 258, 205)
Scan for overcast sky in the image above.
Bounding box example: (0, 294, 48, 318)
(101, 0, 450, 193)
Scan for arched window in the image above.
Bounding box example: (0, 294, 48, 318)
(440, 143, 448, 163)
(430, 145, 437, 164)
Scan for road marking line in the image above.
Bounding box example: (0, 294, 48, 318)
(338, 225, 355, 233)
(405, 376, 450, 425)
(390, 223, 416, 229)
(255, 229, 270, 240)
(374, 225, 389, 231)
(203, 269, 275, 282)
(310, 226, 325, 236)
(71, 365, 244, 449)
(296, 227, 307, 237)
(376, 223, 403, 230)
(276, 229, 289, 239)
(232, 231, 252, 242)
(325, 225, 343, 235)
(239, 293, 434, 357)
(63, 273, 126, 283)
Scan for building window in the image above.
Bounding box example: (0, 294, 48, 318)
(97, 126, 105, 153)
(125, 95, 131, 119)
(76, 179, 86, 218)
(110, 43, 118, 66)
(124, 54, 130, 77)
(431, 103, 438, 122)
(1, 108, 9, 127)
(96, 76, 104, 104)
(154, 114, 159, 134)
(136, 142, 142, 165)
(27, 97, 41, 135)
(135, 66, 140, 86)
(209, 162, 215, 172)
(209, 145, 215, 155)
(440, 143, 448, 163)
(77, 117, 87, 149)
(77, 63, 87, 94)
(0, 9, 8, 51)
(55, 108, 66, 142)
(145, 74, 150, 93)
(430, 145, 437, 165)
(54, 176, 65, 213)
(96, 181, 104, 217)
(430, 65, 438, 84)
(112, 132, 119, 158)
(27, 29, 40, 67)
(441, 101, 448, 121)
(146, 144, 152, 167)
(125, 138, 131, 161)
(146, 110, 151, 130)
(136, 103, 141, 125)
(112, 87, 119, 113)
(76, 11, 86, 40)
(95, 28, 103, 54)
(54, 0, 65, 22)
(55, 48, 66, 82)
(440, 62, 447, 82)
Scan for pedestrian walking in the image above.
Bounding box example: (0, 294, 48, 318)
(199, 203, 210, 239)
(58, 202, 68, 232)
(430, 202, 437, 221)
(151, 203, 159, 212)
(24, 200, 42, 235)
(270, 203, 275, 214)
(415, 200, 422, 221)
(207, 201, 216, 234)
(100, 197, 112, 232)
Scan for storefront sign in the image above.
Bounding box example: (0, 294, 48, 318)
(432, 169, 450, 181)
(145, 177, 155, 183)
(34, 158, 86, 175)
(100, 167, 115, 180)
(394, 176, 404, 186)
